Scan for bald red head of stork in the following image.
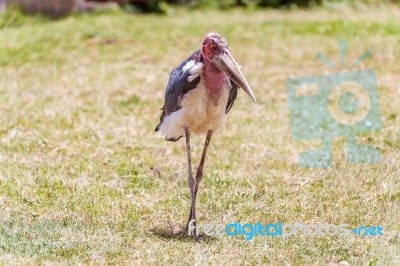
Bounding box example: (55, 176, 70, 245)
(156, 32, 256, 242)
(201, 33, 256, 102)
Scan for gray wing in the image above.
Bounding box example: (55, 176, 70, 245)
(225, 79, 239, 114)
(155, 50, 202, 132)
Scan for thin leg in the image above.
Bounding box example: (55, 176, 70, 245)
(185, 130, 213, 238)
(194, 130, 213, 199)
(184, 126, 197, 240)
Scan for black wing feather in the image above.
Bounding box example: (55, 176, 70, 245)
(225, 79, 239, 114)
(155, 50, 202, 133)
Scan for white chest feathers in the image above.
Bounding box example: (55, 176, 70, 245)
(159, 78, 230, 140)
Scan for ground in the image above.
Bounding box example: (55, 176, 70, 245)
(0, 6, 399, 265)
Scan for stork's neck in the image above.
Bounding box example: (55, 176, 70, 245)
(203, 59, 225, 99)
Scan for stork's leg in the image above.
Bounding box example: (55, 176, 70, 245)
(185, 130, 213, 239)
(194, 130, 213, 200)
(184, 125, 197, 240)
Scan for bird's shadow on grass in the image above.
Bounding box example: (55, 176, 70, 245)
(150, 226, 219, 243)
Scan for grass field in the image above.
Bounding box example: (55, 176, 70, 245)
(0, 6, 399, 265)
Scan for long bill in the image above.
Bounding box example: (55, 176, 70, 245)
(213, 49, 256, 102)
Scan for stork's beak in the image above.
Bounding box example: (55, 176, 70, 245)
(213, 48, 256, 102)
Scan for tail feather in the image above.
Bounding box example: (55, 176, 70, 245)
(155, 106, 166, 132)
(155, 105, 183, 142)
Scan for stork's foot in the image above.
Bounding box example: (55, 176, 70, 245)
(185, 223, 201, 242)
(185, 218, 199, 241)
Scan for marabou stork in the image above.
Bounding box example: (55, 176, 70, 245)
(156, 32, 256, 241)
